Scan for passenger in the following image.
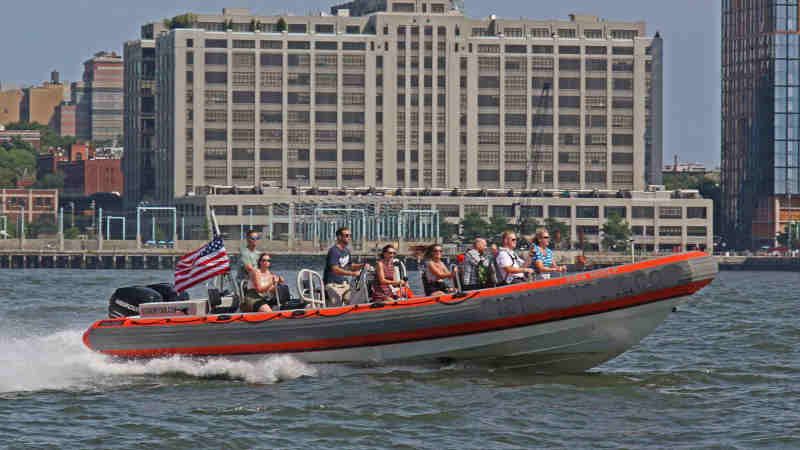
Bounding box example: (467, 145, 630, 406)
(323, 227, 368, 306)
(422, 244, 457, 296)
(238, 229, 261, 280)
(372, 244, 407, 302)
(243, 253, 285, 313)
(462, 238, 492, 290)
(496, 231, 534, 285)
(530, 228, 567, 278)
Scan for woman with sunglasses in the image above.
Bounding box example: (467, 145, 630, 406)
(372, 244, 407, 302)
(243, 253, 285, 313)
(422, 244, 457, 296)
(531, 228, 567, 279)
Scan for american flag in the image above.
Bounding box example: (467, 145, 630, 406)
(174, 236, 230, 292)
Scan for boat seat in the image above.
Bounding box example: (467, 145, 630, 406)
(209, 287, 240, 314)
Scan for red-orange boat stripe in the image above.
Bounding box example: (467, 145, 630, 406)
(97, 278, 712, 358)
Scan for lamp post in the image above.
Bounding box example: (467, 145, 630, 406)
(69, 201, 75, 228)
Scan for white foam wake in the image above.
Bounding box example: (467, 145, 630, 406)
(0, 329, 317, 393)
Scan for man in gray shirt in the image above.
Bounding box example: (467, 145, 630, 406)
(238, 230, 261, 280)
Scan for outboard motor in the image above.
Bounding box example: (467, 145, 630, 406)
(108, 286, 163, 318)
(146, 283, 189, 302)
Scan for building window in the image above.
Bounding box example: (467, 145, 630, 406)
(315, 24, 335, 34)
(632, 206, 654, 218)
(605, 206, 626, 218)
(205, 39, 227, 48)
(659, 226, 682, 237)
(287, 41, 310, 50)
(549, 205, 571, 218)
(687, 207, 707, 219)
(576, 206, 599, 218)
(659, 207, 683, 219)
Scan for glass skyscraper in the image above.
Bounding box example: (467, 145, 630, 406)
(722, 0, 800, 248)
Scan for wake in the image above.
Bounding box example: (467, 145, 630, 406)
(0, 329, 316, 393)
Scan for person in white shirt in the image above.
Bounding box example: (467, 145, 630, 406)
(496, 231, 534, 284)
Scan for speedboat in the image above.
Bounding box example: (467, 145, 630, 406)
(83, 251, 717, 372)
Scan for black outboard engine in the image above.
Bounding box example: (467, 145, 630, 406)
(108, 286, 166, 318)
(146, 283, 189, 302)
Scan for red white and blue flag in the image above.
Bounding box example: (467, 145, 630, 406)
(174, 236, 230, 292)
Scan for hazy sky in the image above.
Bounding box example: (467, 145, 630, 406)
(0, 0, 721, 166)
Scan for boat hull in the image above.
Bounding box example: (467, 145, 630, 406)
(83, 252, 716, 371)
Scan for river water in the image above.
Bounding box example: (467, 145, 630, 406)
(0, 268, 797, 449)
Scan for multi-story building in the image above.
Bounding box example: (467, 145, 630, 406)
(55, 103, 77, 136)
(175, 186, 713, 251)
(136, 1, 662, 201)
(0, 89, 23, 125)
(123, 32, 158, 207)
(0, 129, 42, 150)
(123, 1, 710, 250)
(721, 1, 800, 248)
(72, 52, 124, 142)
(0, 189, 58, 223)
(20, 80, 65, 129)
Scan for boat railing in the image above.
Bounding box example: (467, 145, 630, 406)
(297, 269, 326, 309)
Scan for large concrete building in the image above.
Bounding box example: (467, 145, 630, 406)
(124, 1, 711, 250)
(721, 1, 798, 248)
(130, 1, 662, 200)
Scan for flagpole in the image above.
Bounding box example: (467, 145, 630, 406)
(209, 208, 221, 237)
(207, 207, 229, 292)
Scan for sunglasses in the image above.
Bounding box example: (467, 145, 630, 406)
(248, 236, 261, 240)
(542, 236, 550, 239)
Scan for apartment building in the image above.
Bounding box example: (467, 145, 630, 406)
(123, 36, 157, 206)
(72, 52, 124, 142)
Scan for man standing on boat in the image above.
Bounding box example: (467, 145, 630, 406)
(323, 227, 368, 305)
(238, 230, 261, 280)
(496, 231, 534, 284)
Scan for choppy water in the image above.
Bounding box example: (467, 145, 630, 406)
(0, 268, 797, 449)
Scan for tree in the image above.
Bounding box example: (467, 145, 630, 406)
(438, 215, 459, 243)
(4, 121, 75, 150)
(276, 18, 287, 32)
(487, 215, 508, 238)
(164, 13, 197, 29)
(64, 227, 80, 239)
(544, 217, 570, 249)
(602, 213, 632, 252)
(459, 212, 489, 241)
(516, 216, 541, 236)
(33, 172, 64, 189)
(27, 215, 57, 238)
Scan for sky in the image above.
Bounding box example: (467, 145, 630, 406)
(0, 0, 721, 166)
